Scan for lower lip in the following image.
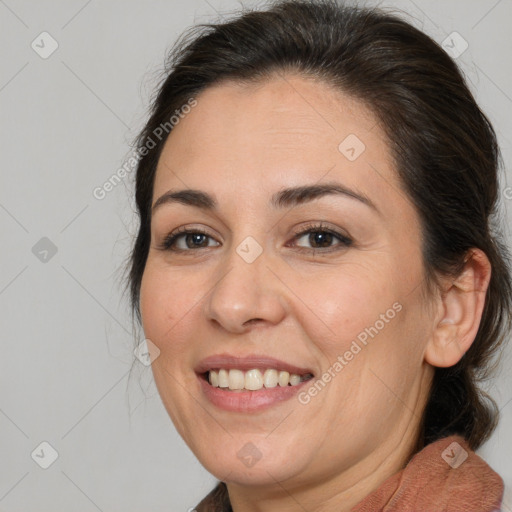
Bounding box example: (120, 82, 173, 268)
(198, 374, 312, 413)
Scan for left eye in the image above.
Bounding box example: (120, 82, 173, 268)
(292, 228, 352, 250)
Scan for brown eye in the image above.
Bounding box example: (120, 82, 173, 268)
(306, 231, 334, 248)
(184, 233, 210, 248)
(293, 226, 352, 252)
(159, 228, 220, 251)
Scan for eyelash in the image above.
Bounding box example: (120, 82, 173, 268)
(157, 222, 353, 254)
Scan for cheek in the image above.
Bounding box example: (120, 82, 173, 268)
(299, 263, 399, 351)
(139, 262, 202, 356)
(139, 263, 204, 428)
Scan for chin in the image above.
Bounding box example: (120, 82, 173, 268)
(198, 447, 308, 487)
(209, 463, 299, 487)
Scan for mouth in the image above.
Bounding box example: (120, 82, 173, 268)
(195, 354, 315, 412)
(200, 368, 314, 392)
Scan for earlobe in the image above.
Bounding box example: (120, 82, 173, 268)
(424, 249, 491, 368)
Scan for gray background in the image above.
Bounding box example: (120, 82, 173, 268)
(1, 0, 511, 510)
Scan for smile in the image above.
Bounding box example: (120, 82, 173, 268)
(206, 368, 313, 391)
(195, 353, 315, 412)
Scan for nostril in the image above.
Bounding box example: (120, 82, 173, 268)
(243, 318, 264, 326)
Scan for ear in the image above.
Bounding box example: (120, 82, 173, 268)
(424, 248, 491, 368)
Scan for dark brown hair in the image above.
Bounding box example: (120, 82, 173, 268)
(124, 0, 512, 509)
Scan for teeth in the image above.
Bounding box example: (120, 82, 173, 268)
(263, 369, 278, 388)
(278, 371, 290, 387)
(218, 369, 229, 388)
(289, 374, 301, 386)
(245, 369, 263, 390)
(208, 370, 219, 387)
(228, 369, 245, 390)
(208, 368, 311, 391)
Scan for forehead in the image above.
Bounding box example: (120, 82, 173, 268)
(153, 74, 405, 219)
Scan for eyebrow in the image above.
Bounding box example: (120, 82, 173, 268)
(151, 182, 378, 214)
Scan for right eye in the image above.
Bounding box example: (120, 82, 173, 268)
(158, 227, 221, 252)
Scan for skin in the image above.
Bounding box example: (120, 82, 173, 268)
(139, 73, 491, 511)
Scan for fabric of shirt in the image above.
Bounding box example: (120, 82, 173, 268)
(351, 435, 503, 512)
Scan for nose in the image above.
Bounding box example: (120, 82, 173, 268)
(203, 243, 288, 334)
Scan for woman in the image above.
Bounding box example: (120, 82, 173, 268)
(125, 0, 512, 509)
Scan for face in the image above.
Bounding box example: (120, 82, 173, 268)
(139, 74, 436, 492)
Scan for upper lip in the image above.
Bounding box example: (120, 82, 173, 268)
(194, 353, 314, 376)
